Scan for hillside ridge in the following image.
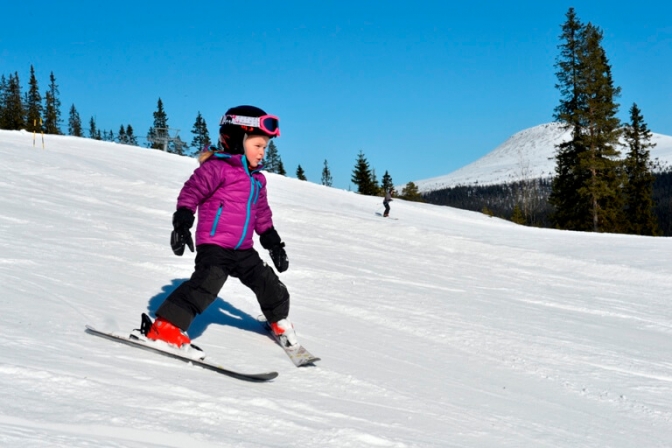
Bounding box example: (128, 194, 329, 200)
(416, 122, 672, 192)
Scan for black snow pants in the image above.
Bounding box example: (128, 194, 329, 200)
(156, 244, 290, 331)
(383, 200, 390, 217)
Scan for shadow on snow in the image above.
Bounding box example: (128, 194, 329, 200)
(145, 279, 266, 340)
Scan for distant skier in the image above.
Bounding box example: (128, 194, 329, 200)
(142, 105, 298, 348)
(383, 189, 393, 217)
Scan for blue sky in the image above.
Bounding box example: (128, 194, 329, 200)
(2, 1, 671, 190)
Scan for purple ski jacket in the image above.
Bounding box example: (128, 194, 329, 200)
(176, 153, 273, 250)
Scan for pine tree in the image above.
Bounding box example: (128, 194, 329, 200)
(575, 23, 624, 232)
(126, 125, 138, 146)
(296, 165, 307, 181)
(190, 111, 210, 150)
(89, 117, 99, 140)
(148, 98, 168, 150)
(264, 141, 285, 173)
(25, 66, 43, 133)
(321, 159, 333, 186)
(43, 72, 62, 134)
(381, 170, 394, 193)
(277, 158, 287, 176)
(623, 103, 660, 235)
(351, 151, 377, 195)
(549, 9, 624, 233)
(511, 205, 526, 225)
(550, 8, 590, 229)
(118, 125, 128, 144)
(400, 181, 424, 202)
(68, 104, 83, 136)
(2, 73, 25, 130)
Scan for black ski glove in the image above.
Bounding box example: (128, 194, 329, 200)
(170, 208, 195, 256)
(260, 227, 289, 273)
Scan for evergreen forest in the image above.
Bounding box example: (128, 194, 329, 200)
(422, 169, 672, 236)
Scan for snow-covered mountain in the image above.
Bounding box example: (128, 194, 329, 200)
(415, 122, 672, 192)
(1, 129, 672, 447)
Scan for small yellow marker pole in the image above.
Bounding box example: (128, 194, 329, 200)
(40, 117, 45, 149)
(33, 119, 36, 147)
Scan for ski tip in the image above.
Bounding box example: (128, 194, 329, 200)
(297, 359, 321, 367)
(228, 370, 279, 382)
(257, 372, 280, 381)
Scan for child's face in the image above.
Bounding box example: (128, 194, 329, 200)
(244, 135, 270, 168)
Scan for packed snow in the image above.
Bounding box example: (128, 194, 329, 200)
(1, 129, 671, 447)
(415, 122, 672, 192)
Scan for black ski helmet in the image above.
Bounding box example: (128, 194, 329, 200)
(218, 105, 279, 155)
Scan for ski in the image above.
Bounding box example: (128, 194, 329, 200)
(258, 317, 320, 367)
(375, 212, 398, 220)
(85, 325, 278, 382)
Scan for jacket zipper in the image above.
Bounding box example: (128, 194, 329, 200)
(210, 202, 223, 236)
(234, 167, 260, 249)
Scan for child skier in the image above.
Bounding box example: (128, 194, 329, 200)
(142, 105, 298, 348)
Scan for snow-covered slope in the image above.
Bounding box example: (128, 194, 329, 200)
(416, 122, 672, 192)
(1, 129, 672, 447)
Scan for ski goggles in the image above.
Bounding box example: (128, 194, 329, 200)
(219, 114, 281, 137)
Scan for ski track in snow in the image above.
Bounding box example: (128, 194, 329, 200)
(1, 129, 672, 447)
